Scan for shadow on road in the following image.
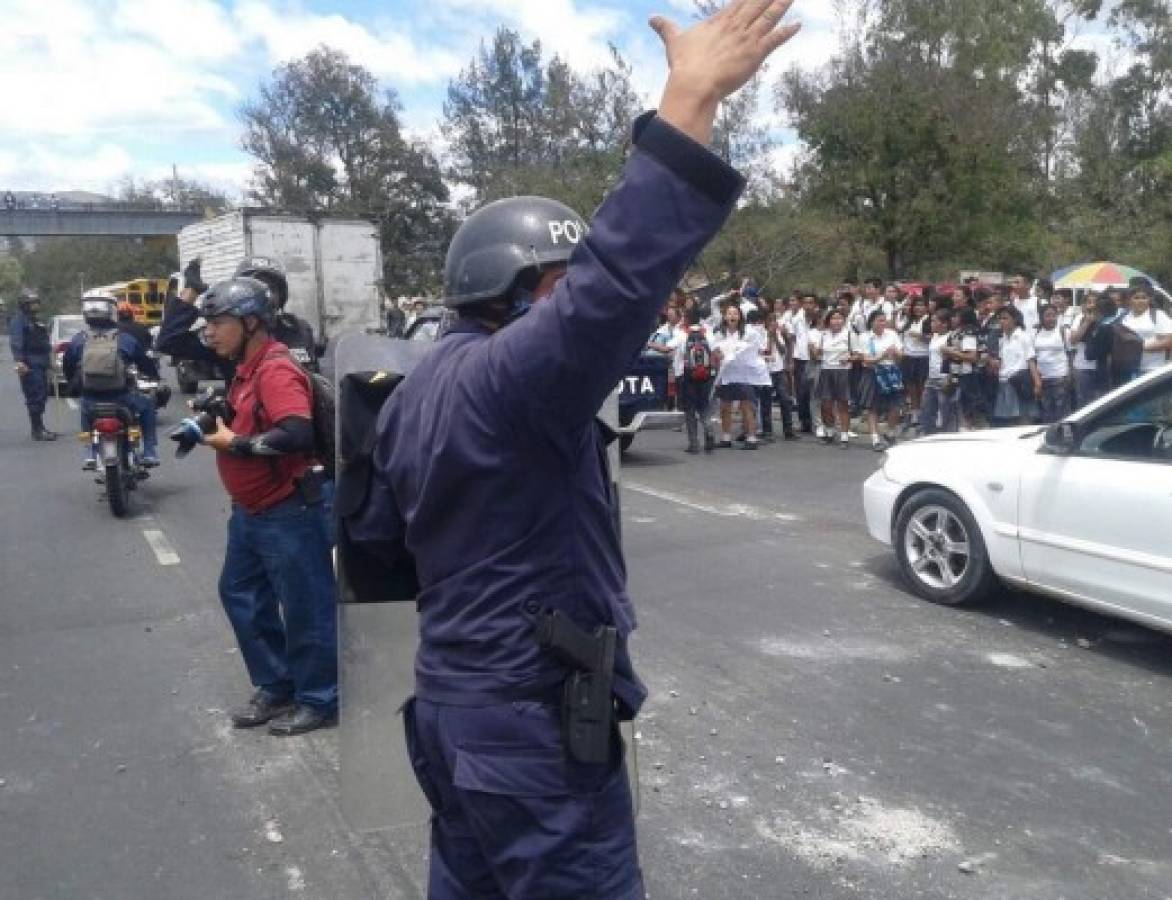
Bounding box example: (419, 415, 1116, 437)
(863, 550, 1172, 681)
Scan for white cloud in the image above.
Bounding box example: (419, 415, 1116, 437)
(0, 142, 135, 192)
(234, 1, 463, 84)
(439, 0, 629, 71)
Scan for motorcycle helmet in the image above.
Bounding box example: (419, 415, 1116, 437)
(234, 256, 288, 309)
(198, 277, 274, 324)
(443, 196, 587, 309)
(18, 289, 40, 313)
(81, 290, 118, 327)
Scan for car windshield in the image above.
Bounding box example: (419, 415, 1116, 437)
(55, 316, 85, 341)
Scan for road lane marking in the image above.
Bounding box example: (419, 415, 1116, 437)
(625, 482, 801, 522)
(142, 529, 181, 566)
(66, 399, 78, 410)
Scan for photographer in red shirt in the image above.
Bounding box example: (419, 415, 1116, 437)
(188, 277, 337, 736)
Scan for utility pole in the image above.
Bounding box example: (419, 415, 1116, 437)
(172, 164, 180, 207)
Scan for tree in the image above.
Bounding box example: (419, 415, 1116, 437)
(0, 255, 23, 301)
(240, 47, 452, 295)
(13, 238, 178, 315)
(115, 176, 233, 212)
(778, 0, 1078, 279)
(443, 29, 641, 215)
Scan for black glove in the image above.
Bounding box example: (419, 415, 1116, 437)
(184, 258, 208, 295)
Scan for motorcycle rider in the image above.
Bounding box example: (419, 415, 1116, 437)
(63, 292, 161, 469)
(8, 289, 58, 441)
(116, 301, 154, 352)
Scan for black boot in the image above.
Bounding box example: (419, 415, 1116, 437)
(30, 413, 58, 441)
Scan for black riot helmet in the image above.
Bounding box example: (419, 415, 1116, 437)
(443, 196, 587, 309)
(234, 256, 289, 309)
(198, 277, 275, 325)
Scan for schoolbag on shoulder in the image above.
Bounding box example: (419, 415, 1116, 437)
(258, 350, 336, 473)
(81, 331, 128, 393)
(684, 330, 715, 382)
(1108, 322, 1144, 379)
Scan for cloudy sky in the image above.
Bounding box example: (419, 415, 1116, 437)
(0, 0, 846, 198)
(0, 0, 1124, 199)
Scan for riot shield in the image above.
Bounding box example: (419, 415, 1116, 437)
(335, 335, 639, 831)
(334, 332, 433, 833)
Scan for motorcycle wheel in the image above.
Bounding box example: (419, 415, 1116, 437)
(105, 461, 130, 517)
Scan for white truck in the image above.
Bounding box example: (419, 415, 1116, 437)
(177, 211, 384, 340)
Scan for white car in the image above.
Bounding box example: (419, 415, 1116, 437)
(864, 367, 1172, 632)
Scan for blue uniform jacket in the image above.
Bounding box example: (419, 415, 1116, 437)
(349, 114, 745, 713)
(9, 312, 51, 367)
(63, 327, 160, 397)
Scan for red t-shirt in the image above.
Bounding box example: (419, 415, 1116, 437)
(217, 340, 313, 513)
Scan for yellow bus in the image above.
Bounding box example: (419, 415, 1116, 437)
(91, 277, 168, 325)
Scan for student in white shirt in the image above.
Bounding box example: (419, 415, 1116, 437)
(1120, 285, 1172, 375)
(1033, 304, 1073, 424)
(813, 309, 855, 445)
(790, 294, 818, 434)
(762, 310, 798, 440)
(920, 310, 960, 435)
(896, 296, 930, 428)
(1009, 273, 1041, 332)
(858, 310, 904, 450)
(712, 304, 765, 448)
(942, 307, 980, 430)
(992, 306, 1041, 426)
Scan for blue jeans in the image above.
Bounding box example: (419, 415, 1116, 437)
(405, 698, 643, 900)
(81, 393, 158, 455)
(218, 492, 338, 712)
(921, 382, 958, 435)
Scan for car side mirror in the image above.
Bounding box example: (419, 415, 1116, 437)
(1044, 422, 1078, 455)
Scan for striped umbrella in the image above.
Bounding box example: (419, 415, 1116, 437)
(1051, 261, 1154, 290)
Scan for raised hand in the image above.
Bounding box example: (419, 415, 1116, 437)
(651, 0, 801, 145)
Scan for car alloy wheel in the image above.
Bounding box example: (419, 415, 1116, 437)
(903, 505, 970, 591)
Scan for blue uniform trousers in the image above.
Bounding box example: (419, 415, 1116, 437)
(404, 697, 643, 900)
(218, 493, 338, 712)
(18, 364, 49, 416)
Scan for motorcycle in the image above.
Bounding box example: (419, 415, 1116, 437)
(85, 402, 149, 517)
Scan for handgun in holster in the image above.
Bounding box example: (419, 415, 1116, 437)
(536, 610, 617, 765)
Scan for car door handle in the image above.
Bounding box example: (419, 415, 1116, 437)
(987, 482, 1004, 492)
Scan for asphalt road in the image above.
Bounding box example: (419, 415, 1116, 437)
(2, 343, 1171, 900)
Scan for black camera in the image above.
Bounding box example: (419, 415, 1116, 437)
(169, 387, 234, 457)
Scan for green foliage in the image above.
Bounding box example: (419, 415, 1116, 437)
(443, 28, 640, 215)
(12, 238, 177, 315)
(0, 255, 23, 301)
(240, 47, 452, 296)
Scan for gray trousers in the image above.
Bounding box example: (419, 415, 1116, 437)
(679, 378, 715, 448)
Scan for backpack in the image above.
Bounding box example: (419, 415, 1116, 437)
(81, 330, 128, 393)
(257, 350, 336, 474)
(1108, 321, 1144, 379)
(683, 329, 715, 383)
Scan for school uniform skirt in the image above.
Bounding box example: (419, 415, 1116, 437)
(817, 368, 851, 402)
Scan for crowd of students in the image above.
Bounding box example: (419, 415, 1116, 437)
(647, 274, 1172, 453)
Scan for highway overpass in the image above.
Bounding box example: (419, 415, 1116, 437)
(0, 206, 204, 238)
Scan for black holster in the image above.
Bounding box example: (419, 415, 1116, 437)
(536, 610, 617, 765)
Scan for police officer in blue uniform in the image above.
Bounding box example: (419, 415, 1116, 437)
(8, 289, 58, 441)
(349, 2, 802, 896)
